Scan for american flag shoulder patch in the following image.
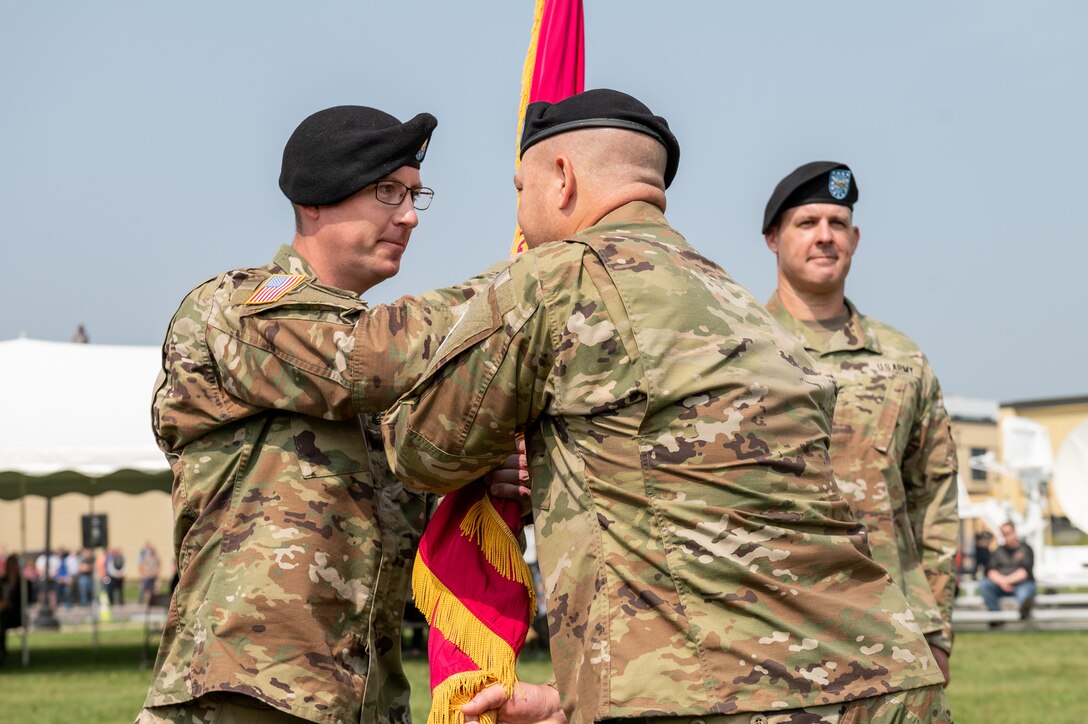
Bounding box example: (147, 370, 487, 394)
(244, 274, 308, 305)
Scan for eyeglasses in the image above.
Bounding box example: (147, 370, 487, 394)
(373, 180, 434, 210)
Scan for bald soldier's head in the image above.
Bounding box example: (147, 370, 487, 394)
(514, 89, 680, 248)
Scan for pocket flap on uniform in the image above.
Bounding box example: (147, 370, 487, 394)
(290, 416, 372, 478)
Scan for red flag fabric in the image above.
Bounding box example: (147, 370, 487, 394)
(528, 0, 585, 104)
(413, 486, 535, 721)
(511, 0, 585, 255)
(414, 3, 584, 722)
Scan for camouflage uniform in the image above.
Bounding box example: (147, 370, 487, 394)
(144, 245, 489, 724)
(766, 294, 959, 655)
(384, 203, 947, 721)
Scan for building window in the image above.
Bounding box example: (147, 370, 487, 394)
(970, 447, 988, 481)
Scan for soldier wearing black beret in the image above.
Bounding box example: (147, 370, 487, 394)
(508, 88, 680, 250)
(394, 93, 949, 723)
(520, 87, 681, 189)
(762, 160, 960, 694)
(139, 105, 515, 723)
(279, 105, 436, 208)
(761, 160, 858, 234)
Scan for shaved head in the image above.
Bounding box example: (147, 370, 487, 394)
(535, 127, 667, 192)
(515, 127, 669, 247)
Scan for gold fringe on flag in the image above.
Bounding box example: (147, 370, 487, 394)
(411, 554, 521, 687)
(426, 669, 501, 724)
(458, 495, 538, 615)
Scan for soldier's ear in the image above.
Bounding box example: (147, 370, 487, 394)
(555, 154, 576, 211)
(764, 229, 779, 254)
(851, 225, 860, 253)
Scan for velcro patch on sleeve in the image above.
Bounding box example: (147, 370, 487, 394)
(244, 274, 308, 305)
(434, 267, 512, 358)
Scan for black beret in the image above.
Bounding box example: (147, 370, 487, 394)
(762, 161, 859, 233)
(279, 105, 437, 206)
(520, 88, 680, 188)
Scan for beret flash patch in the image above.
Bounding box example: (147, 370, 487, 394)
(829, 169, 852, 200)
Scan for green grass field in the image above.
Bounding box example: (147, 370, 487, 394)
(0, 628, 1085, 723)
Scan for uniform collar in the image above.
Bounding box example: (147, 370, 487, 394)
(273, 244, 319, 278)
(590, 200, 668, 229)
(766, 292, 881, 356)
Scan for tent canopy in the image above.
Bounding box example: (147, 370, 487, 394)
(0, 337, 171, 500)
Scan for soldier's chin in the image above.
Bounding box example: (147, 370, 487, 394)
(374, 257, 403, 282)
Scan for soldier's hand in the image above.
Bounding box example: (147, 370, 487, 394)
(460, 682, 566, 724)
(483, 438, 531, 517)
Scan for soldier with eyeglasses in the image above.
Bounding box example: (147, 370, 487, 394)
(137, 105, 506, 724)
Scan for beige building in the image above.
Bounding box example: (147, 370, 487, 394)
(948, 393, 1088, 542)
(1000, 395, 1088, 540)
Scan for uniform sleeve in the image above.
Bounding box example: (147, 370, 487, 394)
(209, 267, 499, 420)
(382, 259, 552, 494)
(903, 366, 959, 654)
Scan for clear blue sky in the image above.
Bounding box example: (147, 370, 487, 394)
(2, 1, 1084, 403)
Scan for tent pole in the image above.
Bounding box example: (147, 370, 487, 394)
(19, 477, 29, 666)
(33, 497, 60, 629)
(89, 493, 98, 651)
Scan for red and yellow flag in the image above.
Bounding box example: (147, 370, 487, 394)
(412, 2, 584, 723)
(512, 0, 585, 255)
(412, 486, 536, 723)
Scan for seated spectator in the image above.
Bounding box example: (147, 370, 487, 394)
(979, 521, 1036, 624)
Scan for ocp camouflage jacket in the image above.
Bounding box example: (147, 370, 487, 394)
(385, 203, 945, 721)
(146, 245, 490, 723)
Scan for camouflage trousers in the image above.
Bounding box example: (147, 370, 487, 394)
(135, 695, 315, 724)
(602, 684, 951, 724)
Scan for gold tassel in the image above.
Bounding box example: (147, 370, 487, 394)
(427, 670, 502, 724)
(412, 554, 521, 687)
(458, 496, 538, 617)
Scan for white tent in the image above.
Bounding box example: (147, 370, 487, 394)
(0, 337, 171, 500)
(0, 337, 171, 665)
